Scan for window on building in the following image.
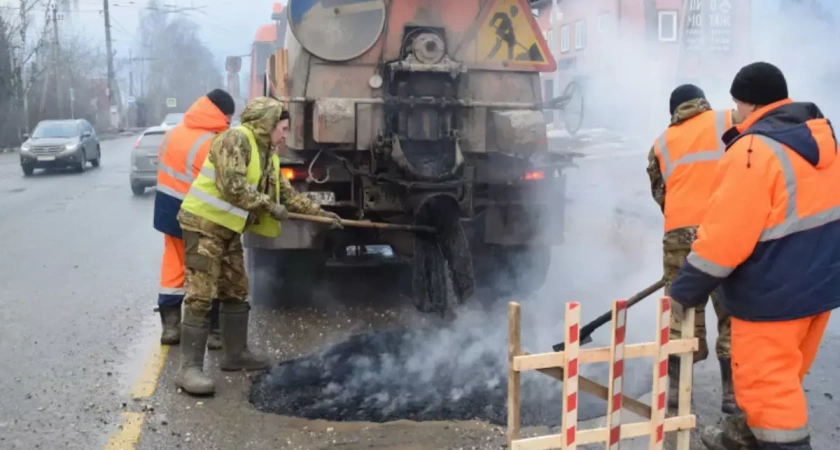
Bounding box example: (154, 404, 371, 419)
(658, 10, 678, 42)
(597, 13, 610, 33)
(574, 20, 586, 50)
(560, 24, 570, 53)
(546, 28, 556, 55)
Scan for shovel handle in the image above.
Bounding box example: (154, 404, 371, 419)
(552, 278, 666, 352)
(286, 212, 436, 233)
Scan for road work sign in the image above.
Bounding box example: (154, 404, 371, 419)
(469, 0, 556, 72)
(166, 98, 177, 108)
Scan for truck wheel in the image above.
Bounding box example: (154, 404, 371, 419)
(247, 248, 326, 307)
(473, 245, 551, 298)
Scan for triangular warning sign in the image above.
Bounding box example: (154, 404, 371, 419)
(469, 0, 557, 72)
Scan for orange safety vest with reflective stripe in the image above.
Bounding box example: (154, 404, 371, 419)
(153, 96, 230, 238)
(669, 98, 840, 324)
(156, 130, 215, 201)
(654, 109, 733, 232)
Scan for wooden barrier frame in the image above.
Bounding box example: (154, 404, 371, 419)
(507, 297, 698, 450)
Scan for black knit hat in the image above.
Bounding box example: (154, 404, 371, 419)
(730, 62, 788, 106)
(669, 84, 706, 115)
(206, 89, 235, 116)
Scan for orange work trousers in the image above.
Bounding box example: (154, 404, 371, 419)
(731, 311, 831, 444)
(158, 234, 186, 307)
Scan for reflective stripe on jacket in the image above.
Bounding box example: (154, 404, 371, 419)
(153, 96, 229, 237)
(654, 109, 732, 231)
(179, 126, 280, 238)
(669, 99, 840, 321)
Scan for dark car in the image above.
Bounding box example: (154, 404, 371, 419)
(19, 119, 101, 176)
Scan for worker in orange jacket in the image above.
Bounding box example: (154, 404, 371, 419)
(669, 62, 840, 450)
(154, 89, 235, 347)
(647, 84, 738, 414)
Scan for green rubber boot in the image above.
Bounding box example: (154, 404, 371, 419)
(219, 302, 269, 372)
(175, 319, 215, 396)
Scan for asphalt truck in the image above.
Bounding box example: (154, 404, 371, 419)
(244, 0, 582, 311)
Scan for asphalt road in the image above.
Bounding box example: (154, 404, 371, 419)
(0, 136, 163, 449)
(0, 134, 837, 450)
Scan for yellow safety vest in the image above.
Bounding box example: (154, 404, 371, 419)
(248, 154, 282, 237)
(180, 126, 281, 237)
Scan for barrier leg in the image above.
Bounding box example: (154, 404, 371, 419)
(606, 300, 628, 450)
(562, 302, 581, 450)
(648, 297, 671, 450)
(508, 302, 522, 447)
(675, 305, 696, 450)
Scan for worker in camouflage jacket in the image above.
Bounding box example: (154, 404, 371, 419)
(175, 96, 341, 395)
(647, 84, 742, 414)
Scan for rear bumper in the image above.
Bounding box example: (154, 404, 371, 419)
(130, 171, 157, 187)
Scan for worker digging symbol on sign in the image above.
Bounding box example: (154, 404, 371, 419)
(486, 5, 543, 62)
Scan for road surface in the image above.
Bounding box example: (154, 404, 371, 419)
(0, 134, 837, 450)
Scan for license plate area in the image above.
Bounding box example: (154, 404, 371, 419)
(37, 155, 56, 161)
(304, 191, 335, 205)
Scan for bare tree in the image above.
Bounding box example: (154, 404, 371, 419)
(135, 0, 223, 123)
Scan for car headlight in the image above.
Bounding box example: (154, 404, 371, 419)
(65, 142, 79, 150)
(20, 141, 30, 151)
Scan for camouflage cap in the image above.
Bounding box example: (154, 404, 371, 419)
(240, 96, 285, 143)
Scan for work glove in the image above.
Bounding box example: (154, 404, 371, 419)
(268, 203, 289, 221)
(318, 210, 343, 230)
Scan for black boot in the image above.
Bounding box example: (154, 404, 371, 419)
(175, 319, 215, 395)
(719, 357, 739, 414)
(219, 302, 269, 371)
(206, 300, 222, 350)
(757, 437, 812, 450)
(667, 355, 680, 410)
(158, 305, 181, 345)
(701, 413, 759, 450)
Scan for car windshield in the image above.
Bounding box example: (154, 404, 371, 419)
(32, 121, 79, 139)
(162, 113, 184, 125)
(139, 132, 166, 149)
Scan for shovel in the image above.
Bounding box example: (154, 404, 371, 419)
(552, 279, 666, 352)
(287, 212, 436, 233)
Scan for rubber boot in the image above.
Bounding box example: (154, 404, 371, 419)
(667, 355, 680, 410)
(756, 438, 812, 450)
(175, 320, 216, 395)
(206, 300, 222, 350)
(719, 357, 739, 414)
(158, 305, 181, 345)
(219, 302, 270, 371)
(701, 413, 759, 450)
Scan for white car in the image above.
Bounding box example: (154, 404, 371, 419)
(130, 126, 168, 195)
(160, 113, 185, 128)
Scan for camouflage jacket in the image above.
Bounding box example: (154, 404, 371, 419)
(180, 97, 322, 234)
(646, 99, 742, 250)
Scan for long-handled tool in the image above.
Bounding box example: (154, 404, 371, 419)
(287, 212, 436, 233)
(552, 278, 666, 352)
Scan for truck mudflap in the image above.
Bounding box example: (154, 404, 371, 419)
(412, 194, 474, 315)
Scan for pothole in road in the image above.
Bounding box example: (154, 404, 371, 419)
(6, 187, 25, 193)
(249, 327, 653, 426)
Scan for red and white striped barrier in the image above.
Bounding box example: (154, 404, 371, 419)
(606, 300, 628, 450)
(650, 297, 671, 450)
(562, 302, 581, 450)
(506, 297, 697, 450)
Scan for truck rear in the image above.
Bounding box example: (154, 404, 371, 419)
(244, 0, 575, 311)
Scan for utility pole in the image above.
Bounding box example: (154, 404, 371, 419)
(128, 50, 133, 96)
(19, 0, 29, 132)
(103, 0, 116, 104)
(550, 0, 560, 126)
(52, 4, 62, 117)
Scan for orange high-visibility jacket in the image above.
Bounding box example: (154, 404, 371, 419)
(153, 96, 229, 238)
(654, 109, 733, 232)
(670, 99, 840, 321)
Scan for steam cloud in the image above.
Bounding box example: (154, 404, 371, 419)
(250, 0, 840, 427)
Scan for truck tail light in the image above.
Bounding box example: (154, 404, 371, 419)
(522, 170, 546, 181)
(281, 167, 296, 180)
